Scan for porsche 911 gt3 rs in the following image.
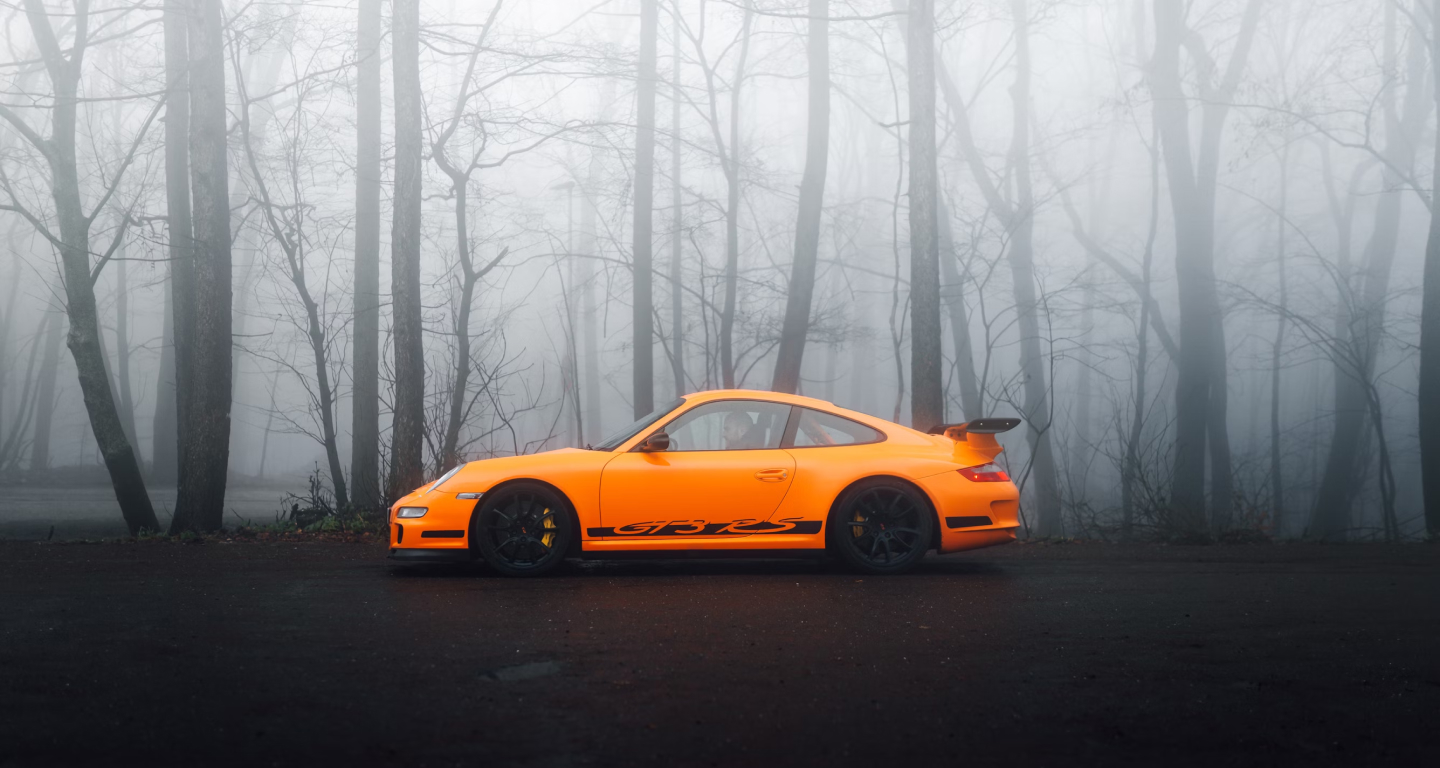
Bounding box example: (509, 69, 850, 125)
(389, 389, 1021, 575)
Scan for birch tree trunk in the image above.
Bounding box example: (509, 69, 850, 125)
(351, 0, 382, 510)
(171, 0, 232, 533)
(772, 0, 830, 395)
(389, 0, 427, 494)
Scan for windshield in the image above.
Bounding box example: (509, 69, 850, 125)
(591, 398, 686, 451)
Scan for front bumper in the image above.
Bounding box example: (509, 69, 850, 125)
(388, 547, 474, 563)
(388, 493, 481, 551)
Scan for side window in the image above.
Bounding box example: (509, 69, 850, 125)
(658, 401, 792, 451)
(790, 408, 883, 447)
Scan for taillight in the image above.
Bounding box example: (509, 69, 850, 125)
(959, 463, 1010, 482)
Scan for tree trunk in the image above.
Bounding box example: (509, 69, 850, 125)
(581, 164, 603, 441)
(718, 0, 753, 390)
(440, 185, 478, 470)
(1423, 0, 1440, 540)
(0, 249, 17, 463)
(669, 17, 687, 400)
(113, 250, 138, 449)
(152, 264, 178, 484)
(1004, 0, 1062, 536)
(1269, 143, 1289, 535)
(772, 0, 830, 395)
(351, 0, 382, 510)
(28, 311, 63, 474)
(632, 0, 659, 416)
(389, 0, 427, 495)
(907, 0, 942, 432)
(171, 0, 232, 534)
(156, 0, 190, 487)
(937, 203, 980, 419)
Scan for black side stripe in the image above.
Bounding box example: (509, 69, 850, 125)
(587, 520, 823, 537)
(420, 530, 466, 539)
(945, 516, 994, 529)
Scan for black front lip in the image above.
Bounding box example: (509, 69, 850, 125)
(388, 548, 474, 563)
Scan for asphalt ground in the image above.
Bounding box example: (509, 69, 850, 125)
(0, 541, 1435, 767)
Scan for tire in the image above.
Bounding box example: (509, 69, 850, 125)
(472, 482, 575, 577)
(827, 478, 934, 575)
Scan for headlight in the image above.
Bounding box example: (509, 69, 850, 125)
(396, 506, 428, 518)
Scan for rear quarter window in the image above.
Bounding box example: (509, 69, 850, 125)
(789, 408, 884, 447)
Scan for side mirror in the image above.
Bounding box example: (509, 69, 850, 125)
(638, 431, 671, 452)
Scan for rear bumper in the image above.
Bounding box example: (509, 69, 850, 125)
(915, 470, 1021, 554)
(388, 547, 474, 563)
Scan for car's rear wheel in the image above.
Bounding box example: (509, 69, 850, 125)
(473, 482, 574, 577)
(828, 478, 934, 575)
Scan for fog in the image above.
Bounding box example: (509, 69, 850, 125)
(1, 0, 1437, 541)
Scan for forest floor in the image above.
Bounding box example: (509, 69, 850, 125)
(0, 540, 1435, 767)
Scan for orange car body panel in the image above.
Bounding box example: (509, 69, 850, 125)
(389, 390, 1021, 557)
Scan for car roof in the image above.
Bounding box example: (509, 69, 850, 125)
(675, 389, 924, 438)
(679, 388, 842, 410)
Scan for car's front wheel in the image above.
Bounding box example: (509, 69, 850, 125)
(472, 482, 574, 577)
(828, 478, 934, 575)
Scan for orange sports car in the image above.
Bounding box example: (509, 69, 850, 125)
(388, 390, 1022, 575)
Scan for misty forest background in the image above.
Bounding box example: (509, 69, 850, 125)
(1, 0, 1439, 542)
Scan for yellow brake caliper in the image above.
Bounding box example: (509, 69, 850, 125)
(851, 511, 866, 538)
(541, 506, 557, 548)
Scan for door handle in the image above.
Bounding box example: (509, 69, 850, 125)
(755, 469, 788, 482)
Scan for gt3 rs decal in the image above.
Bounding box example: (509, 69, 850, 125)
(587, 517, 823, 538)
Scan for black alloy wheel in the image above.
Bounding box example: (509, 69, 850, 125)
(829, 478, 934, 575)
(473, 482, 574, 576)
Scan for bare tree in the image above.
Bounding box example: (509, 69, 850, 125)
(1310, 1, 1427, 540)
(773, 0, 830, 395)
(235, 37, 350, 509)
(1150, 0, 1261, 535)
(0, 0, 161, 534)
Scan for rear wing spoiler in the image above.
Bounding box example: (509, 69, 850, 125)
(927, 418, 1022, 462)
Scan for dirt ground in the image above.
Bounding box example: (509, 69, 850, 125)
(0, 540, 1435, 767)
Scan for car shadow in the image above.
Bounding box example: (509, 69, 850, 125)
(386, 554, 1003, 579)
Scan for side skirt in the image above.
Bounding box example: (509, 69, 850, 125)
(580, 548, 827, 561)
